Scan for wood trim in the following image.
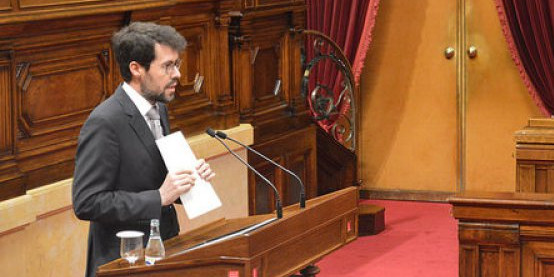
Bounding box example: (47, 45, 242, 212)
(0, 0, 170, 25)
(188, 124, 253, 159)
(0, 124, 254, 233)
(360, 188, 455, 202)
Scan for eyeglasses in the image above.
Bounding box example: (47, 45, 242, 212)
(161, 59, 181, 75)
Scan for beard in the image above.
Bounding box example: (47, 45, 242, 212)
(140, 78, 179, 103)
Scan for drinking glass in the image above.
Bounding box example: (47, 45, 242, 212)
(116, 231, 144, 265)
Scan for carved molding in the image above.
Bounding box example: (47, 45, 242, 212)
(16, 50, 108, 140)
(0, 51, 13, 154)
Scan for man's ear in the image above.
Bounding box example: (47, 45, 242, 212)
(129, 61, 142, 79)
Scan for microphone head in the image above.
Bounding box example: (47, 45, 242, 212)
(205, 128, 216, 137)
(215, 131, 228, 139)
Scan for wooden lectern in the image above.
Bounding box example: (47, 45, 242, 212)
(97, 187, 358, 277)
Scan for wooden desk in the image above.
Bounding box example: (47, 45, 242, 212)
(97, 187, 358, 277)
(450, 191, 554, 277)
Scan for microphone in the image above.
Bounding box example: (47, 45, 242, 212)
(205, 128, 283, 219)
(215, 130, 306, 209)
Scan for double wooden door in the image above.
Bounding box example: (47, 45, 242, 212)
(360, 0, 541, 194)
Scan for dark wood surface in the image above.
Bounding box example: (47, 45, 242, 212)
(316, 126, 357, 196)
(0, 0, 315, 205)
(97, 186, 359, 277)
(450, 191, 554, 277)
(515, 118, 554, 194)
(248, 125, 316, 215)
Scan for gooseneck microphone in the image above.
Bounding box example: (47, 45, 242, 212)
(206, 128, 283, 219)
(215, 130, 306, 209)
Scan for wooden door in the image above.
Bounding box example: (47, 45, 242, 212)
(464, 0, 541, 192)
(359, 0, 458, 192)
(360, 0, 543, 195)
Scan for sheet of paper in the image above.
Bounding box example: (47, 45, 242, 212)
(156, 131, 222, 219)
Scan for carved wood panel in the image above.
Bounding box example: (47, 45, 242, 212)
(0, 49, 25, 200)
(131, 4, 239, 136)
(0, 0, 10, 11)
(232, 13, 292, 127)
(316, 126, 357, 196)
(231, 6, 309, 148)
(523, 241, 554, 277)
(517, 162, 554, 193)
(0, 50, 12, 155)
(14, 37, 112, 190)
(284, 151, 307, 206)
(248, 126, 315, 215)
(458, 222, 520, 277)
(249, 158, 282, 215)
(0, 0, 311, 205)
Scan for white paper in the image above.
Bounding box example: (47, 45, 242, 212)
(155, 132, 222, 219)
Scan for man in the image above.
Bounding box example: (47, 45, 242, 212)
(72, 22, 215, 277)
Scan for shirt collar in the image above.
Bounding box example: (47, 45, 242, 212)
(122, 82, 156, 117)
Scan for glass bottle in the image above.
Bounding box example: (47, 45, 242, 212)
(145, 219, 165, 265)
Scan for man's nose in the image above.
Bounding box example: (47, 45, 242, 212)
(172, 66, 181, 79)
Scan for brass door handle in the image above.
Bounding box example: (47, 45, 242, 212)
(444, 47, 455, 59)
(467, 46, 477, 59)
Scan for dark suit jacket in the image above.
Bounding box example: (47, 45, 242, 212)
(72, 84, 180, 277)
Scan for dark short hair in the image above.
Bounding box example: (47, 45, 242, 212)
(112, 22, 186, 82)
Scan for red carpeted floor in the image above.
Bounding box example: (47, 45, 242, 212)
(316, 200, 458, 277)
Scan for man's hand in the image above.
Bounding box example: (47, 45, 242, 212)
(159, 169, 196, 206)
(196, 159, 215, 181)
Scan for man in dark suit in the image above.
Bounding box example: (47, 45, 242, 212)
(72, 22, 215, 277)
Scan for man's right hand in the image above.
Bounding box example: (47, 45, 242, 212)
(159, 169, 196, 206)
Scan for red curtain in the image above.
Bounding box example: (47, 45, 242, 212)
(495, 0, 553, 115)
(306, 0, 381, 131)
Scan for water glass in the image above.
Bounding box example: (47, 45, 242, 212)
(116, 230, 144, 265)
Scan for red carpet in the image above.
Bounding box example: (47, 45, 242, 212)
(316, 200, 458, 277)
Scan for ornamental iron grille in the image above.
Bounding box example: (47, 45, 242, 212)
(298, 29, 357, 152)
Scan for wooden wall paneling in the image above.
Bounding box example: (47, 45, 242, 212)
(248, 126, 316, 215)
(132, 3, 239, 136)
(0, 48, 25, 201)
(316, 126, 357, 196)
(460, 245, 478, 277)
(248, 15, 287, 117)
(284, 145, 313, 206)
(212, 8, 238, 126)
(287, 9, 306, 115)
(458, 222, 520, 277)
(516, 164, 535, 192)
(0, 14, 124, 197)
(0, 0, 169, 25)
(0, 0, 313, 206)
(522, 241, 554, 277)
(231, 35, 254, 122)
(514, 120, 554, 194)
(11, 16, 118, 190)
(546, 167, 554, 193)
(249, 157, 282, 215)
(0, 0, 10, 11)
(534, 166, 543, 192)
(235, 6, 310, 143)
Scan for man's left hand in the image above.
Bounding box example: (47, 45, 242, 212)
(196, 159, 215, 181)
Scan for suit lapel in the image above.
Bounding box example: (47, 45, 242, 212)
(115, 85, 160, 161)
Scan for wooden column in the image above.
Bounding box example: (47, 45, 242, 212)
(0, 49, 25, 200)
